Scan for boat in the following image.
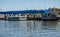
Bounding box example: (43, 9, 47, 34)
(41, 13, 59, 21)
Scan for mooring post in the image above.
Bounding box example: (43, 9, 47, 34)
(27, 14, 29, 20)
(34, 14, 35, 20)
(4, 14, 7, 28)
(5, 14, 6, 20)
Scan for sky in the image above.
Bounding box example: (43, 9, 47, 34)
(0, 0, 60, 11)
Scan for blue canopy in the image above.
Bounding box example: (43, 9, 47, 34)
(0, 9, 50, 14)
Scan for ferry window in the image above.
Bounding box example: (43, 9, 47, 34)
(21, 14, 25, 16)
(12, 14, 14, 16)
(44, 14, 47, 17)
(17, 14, 19, 16)
(9, 14, 11, 16)
(52, 14, 56, 17)
(14, 14, 16, 16)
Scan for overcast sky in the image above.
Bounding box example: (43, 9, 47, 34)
(0, 0, 60, 11)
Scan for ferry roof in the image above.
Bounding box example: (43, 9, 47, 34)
(0, 9, 50, 14)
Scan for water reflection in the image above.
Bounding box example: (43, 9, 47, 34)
(5, 21, 20, 28)
(42, 21, 58, 30)
(0, 20, 60, 37)
(4, 21, 58, 32)
(27, 21, 36, 32)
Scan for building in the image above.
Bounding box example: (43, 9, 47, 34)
(50, 8, 60, 18)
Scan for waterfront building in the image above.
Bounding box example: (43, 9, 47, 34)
(50, 8, 60, 18)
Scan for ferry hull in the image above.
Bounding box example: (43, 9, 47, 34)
(8, 17, 20, 21)
(7, 17, 27, 21)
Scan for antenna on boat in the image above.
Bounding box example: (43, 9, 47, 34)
(53, 7, 56, 15)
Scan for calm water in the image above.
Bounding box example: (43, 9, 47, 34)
(0, 20, 60, 37)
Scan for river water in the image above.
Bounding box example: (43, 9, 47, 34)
(0, 20, 60, 37)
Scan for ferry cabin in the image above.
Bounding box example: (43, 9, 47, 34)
(6, 14, 27, 21)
